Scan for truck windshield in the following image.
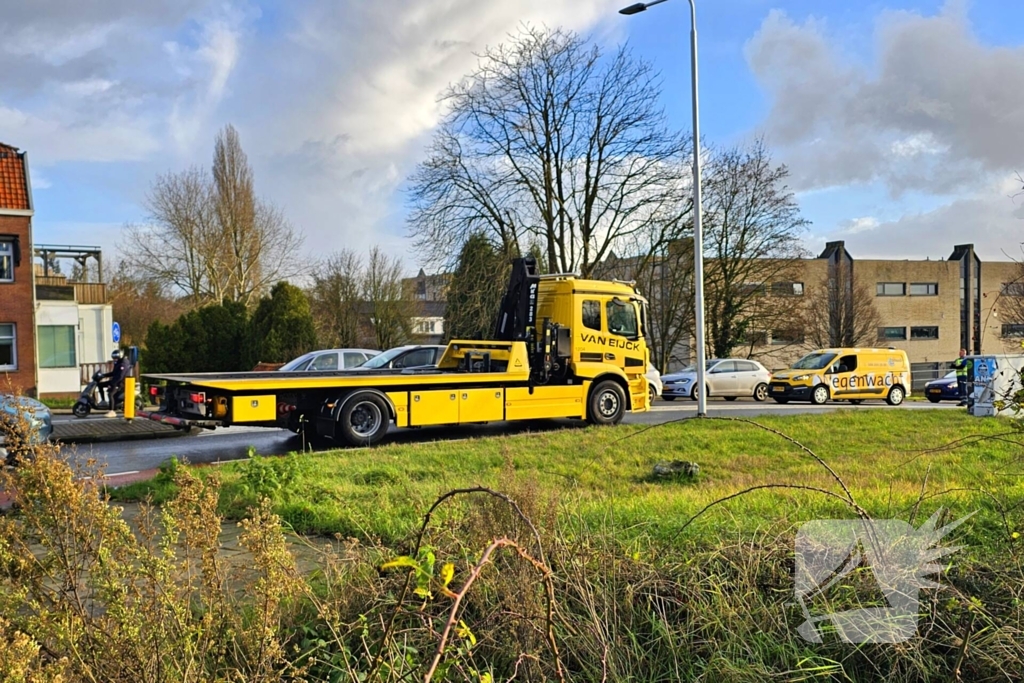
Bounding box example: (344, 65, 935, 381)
(791, 352, 838, 370)
(607, 299, 638, 339)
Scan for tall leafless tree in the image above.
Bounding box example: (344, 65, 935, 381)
(123, 125, 302, 308)
(408, 26, 689, 277)
(308, 250, 364, 349)
(701, 140, 809, 359)
(803, 264, 882, 349)
(362, 247, 416, 350)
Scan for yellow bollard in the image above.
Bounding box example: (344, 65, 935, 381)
(124, 376, 136, 421)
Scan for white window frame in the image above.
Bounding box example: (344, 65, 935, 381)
(0, 240, 13, 283)
(0, 323, 16, 370)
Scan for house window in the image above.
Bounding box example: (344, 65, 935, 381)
(0, 324, 15, 369)
(878, 326, 907, 341)
(910, 326, 939, 340)
(38, 325, 77, 368)
(1001, 282, 1024, 297)
(771, 282, 804, 296)
(909, 283, 938, 296)
(0, 240, 13, 282)
(771, 329, 804, 345)
(876, 282, 906, 296)
(1001, 323, 1024, 338)
(582, 300, 602, 331)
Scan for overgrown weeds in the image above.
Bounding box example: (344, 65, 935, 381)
(4, 413, 1024, 680)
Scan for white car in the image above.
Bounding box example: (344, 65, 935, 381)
(661, 358, 772, 402)
(279, 348, 380, 372)
(646, 364, 662, 404)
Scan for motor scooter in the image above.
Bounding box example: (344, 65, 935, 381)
(73, 371, 144, 418)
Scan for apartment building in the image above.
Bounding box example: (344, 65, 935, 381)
(749, 242, 1020, 373)
(0, 143, 37, 395)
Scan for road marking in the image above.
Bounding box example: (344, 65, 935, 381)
(108, 470, 139, 477)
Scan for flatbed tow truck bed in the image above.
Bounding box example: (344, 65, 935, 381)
(135, 259, 651, 447)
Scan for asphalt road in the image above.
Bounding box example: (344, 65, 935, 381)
(56, 399, 957, 476)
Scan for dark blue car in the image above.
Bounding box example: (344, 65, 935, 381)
(924, 371, 959, 403)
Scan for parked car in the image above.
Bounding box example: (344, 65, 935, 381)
(661, 358, 772, 401)
(279, 348, 380, 372)
(354, 345, 447, 371)
(646, 364, 662, 404)
(924, 370, 959, 403)
(0, 394, 53, 465)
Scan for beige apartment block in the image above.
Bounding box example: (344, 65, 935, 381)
(748, 242, 1022, 375)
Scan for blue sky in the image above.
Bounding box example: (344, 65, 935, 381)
(3, 0, 1022, 271)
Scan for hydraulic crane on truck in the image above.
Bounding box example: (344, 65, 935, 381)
(136, 257, 651, 447)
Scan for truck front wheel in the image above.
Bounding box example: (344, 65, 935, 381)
(337, 393, 391, 446)
(588, 380, 626, 426)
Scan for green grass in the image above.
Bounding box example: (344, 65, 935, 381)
(112, 410, 1024, 550)
(38, 396, 79, 409)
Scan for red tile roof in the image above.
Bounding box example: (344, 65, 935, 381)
(0, 143, 30, 211)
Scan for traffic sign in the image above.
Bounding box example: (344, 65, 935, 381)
(112, 321, 121, 344)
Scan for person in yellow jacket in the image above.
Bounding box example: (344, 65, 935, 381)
(951, 349, 972, 406)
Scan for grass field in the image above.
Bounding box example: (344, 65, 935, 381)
(113, 410, 1024, 551)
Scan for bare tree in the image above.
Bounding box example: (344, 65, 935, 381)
(362, 247, 416, 350)
(308, 250, 364, 349)
(107, 259, 186, 348)
(803, 265, 882, 349)
(123, 125, 302, 308)
(701, 140, 809, 359)
(408, 25, 689, 277)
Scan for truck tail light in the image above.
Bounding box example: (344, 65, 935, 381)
(189, 392, 206, 404)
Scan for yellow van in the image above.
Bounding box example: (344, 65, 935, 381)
(768, 348, 911, 406)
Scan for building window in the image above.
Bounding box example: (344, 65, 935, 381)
(910, 326, 939, 340)
(740, 282, 767, 296)
(771, 282, 804, 296)
(1001, 282, 1024, 297)
(38, 325, 77, 368)
(876, 282, 906, 296)
(878, 326, 907, 341)
(771, 329, 804, 345)
(1001, 323, 1024, 338)
(0, 240, 13, 283)
(0, 324, 15, 369)
(909, 283, 938, 296)
(738, 330, 768, 346)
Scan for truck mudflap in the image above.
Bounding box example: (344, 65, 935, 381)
(134, 409, 223, 430)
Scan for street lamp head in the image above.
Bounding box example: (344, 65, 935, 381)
(619, 3, 647, 15)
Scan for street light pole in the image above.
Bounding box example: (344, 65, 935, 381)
(620, 0, 708, 417)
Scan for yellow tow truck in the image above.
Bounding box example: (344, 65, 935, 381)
(136, 257, 651, 446)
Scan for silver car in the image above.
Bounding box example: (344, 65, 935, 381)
(279, 348, 381, 372)
(661, 358, 772, 402)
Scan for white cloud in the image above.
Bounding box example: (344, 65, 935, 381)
(823, 174, 1024, 259)
(746, 4, 1024, 197)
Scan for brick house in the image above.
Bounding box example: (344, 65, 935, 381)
(0, 143, 37, 396)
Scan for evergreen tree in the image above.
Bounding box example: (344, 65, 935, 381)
(444, 233, 509, 341)
(248, 282, 318, 365)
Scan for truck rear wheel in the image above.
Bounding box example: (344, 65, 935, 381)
(337, 392, 391, 446)
(588, 381, 626, 426)
(886, 386, 906, 406)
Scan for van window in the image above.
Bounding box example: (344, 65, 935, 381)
(832, 355, 857, 373)
(582, 300, 602, 331)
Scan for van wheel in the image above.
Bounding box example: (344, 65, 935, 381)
(337, 393, 391, 446)
(886, 386, 906, 406)
(810, 385, 830, 405)
(588, 381, 626, 426)
(754, 383, 769, 402)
